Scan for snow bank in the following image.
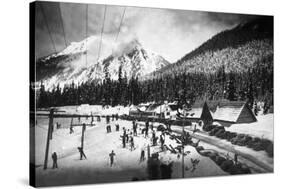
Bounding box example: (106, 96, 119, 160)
(226, 114, 273, 141)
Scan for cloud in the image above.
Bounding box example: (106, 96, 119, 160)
(35, 2, 258, 62)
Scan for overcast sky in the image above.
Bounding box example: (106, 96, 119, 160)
(34, 1, 258, 62)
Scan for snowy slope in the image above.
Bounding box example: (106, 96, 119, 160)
(35, 117, 226, 186)
(37, 37, 170, 90)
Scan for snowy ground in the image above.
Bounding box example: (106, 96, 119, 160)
(33, 105, 273, 186)
(225, 114, 274, 141)
(34, 116, 226, 187)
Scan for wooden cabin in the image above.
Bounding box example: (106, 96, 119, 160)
(212, 101, 257, 127)
(129, 105, 142, 117)
(185, 101, 213, 125)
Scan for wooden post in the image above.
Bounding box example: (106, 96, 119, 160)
(182, 125, 185, 178)
(43, 109, 54, 170)
(91, 112, 94, 125)
(81, 124, 86, 149)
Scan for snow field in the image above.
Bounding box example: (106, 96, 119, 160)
(34, 117, 226, 186)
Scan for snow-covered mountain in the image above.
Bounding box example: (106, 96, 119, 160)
(36, 36, 170, 90)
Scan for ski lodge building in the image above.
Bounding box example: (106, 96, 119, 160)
(185, 101, 213, 124)
(183, 100, 257, 127)
(211, 101, 257, 127)
(128, 100, 257, 127)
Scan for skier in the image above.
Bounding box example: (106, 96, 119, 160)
(132, 120, 136, 130)
(152, 130, 157, 146)
(130, 136, 135, 151)
(106, 125, 112, 133)
(56, 122, 61, 129)
(140, 147, 145, 162)
(122, 134, 126, 148)
(122, 128, 126, 148)
(52, 152, 58, 169)
(144, 121, 149, 138)
(145, 120, 149, 131)
(109, 150, 116, 167)
(133, 120, 137, 136)
(77, 147, 87, 160)
(106, 115, 110, 124)
(126, 130, 130, 143)
(115, 123, 120, 131)
(69, 125, 74, 134)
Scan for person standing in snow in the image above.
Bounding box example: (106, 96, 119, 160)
(109, 150, 116, 167)
(70, 125, 74, 134)
(122, 134, 126, 148)
(126, 130, 130, 143)
(140, 147, 145, 162)
(56, 122, 61, 129)
(145, 121, 149, 138)
(52, 152, 58, 169)
(77, 147, 87, 160)
(106, 115, 110, 124)
(115, 123, 120, 131)
(152, 130, 157, 146)
(130, 136, 135, 151)
(122, 127, 126, 148)
(133, 120, 138, 136)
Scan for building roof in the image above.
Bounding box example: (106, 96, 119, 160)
(212, 101, 250, 122)
(129, 105, 141, 112)
(146, 103, 161, 112)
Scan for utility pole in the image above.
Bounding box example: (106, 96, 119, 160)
(182, 123, 185, 178)
(43, 109, 54, 170)
(81, 123, 86, 149)
(147, 144, 150, 159)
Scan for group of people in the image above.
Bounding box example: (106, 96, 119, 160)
(121, 127, 135, 151)
(49, 118, 168, 170)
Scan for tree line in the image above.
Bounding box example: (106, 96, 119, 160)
(36, 55, 273, 110)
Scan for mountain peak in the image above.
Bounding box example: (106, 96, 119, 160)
(36, 36, 170, 90)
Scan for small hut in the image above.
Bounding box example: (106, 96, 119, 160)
(185, 101, 213, 125)
(129, 105, 142, 117)
(212, 101, 257, 127)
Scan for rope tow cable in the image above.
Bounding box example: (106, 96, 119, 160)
(58, 3, 67, 47)
(97, 5, 107, 63)
(39, 3, 57, 54)
(115, 7, 126, 43)
(111, 7, 126, 54)
(85, 4, 88, 66)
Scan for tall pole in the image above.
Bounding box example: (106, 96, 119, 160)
(182, 124, 185, 178)
(81, 124, 86, 149)
(147, 144, 150, 159)
(43, 109, 54, 170)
